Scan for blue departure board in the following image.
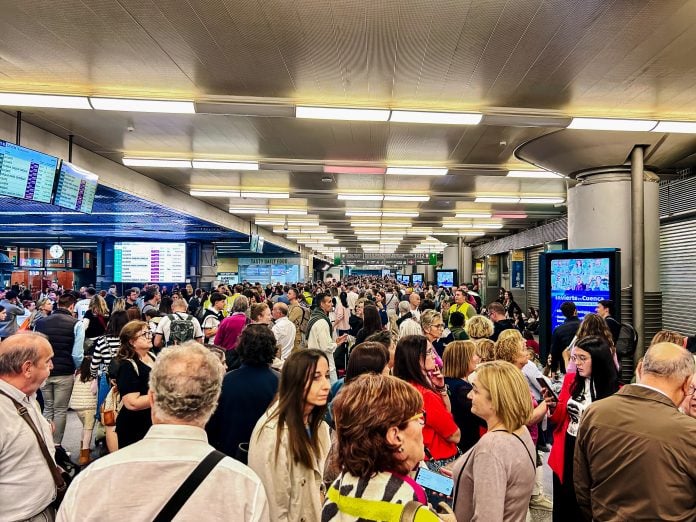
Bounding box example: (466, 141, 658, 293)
(0, 140, 59, 203)
(54, 161, 98, 213)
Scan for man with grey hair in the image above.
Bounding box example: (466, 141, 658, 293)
(574, 342, 696, 521)
(0, 332, 57, 521)
(57, 343, 269, 521)
(271, 302, 295, 361)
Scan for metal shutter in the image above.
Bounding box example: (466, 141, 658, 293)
(526, 246, 545, 311)
(660, 219, 696, 334)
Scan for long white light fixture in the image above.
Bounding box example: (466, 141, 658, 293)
(268, 209, 308, 215)
(192, 160, 259, 170)
(519, 197, 565, 204)
(443, 223, 474, 228)
(241, 191, 290, 199)
(191, 189, 241, 197)
(507, 170, 563, 179)
(0, 92, 92, 109)
(338, 194, 384, 201)
(384, 194, 430, 202)
(230, 207, 268, 214)
(390, 110, 482, 125)
(124, 158, 192, 168)
(90, 97, 195, 113)
(386, 166, 449, 176)
(346, 211, 383, 217)
(383, 211, 419, 217)
(296, 106, 390, 121)
(651, 121, 696, 133)
(567, 117, 657, 131)
(474, 196, 520, 203)
(455, 211, 492, 218)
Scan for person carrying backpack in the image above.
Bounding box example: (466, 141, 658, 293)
(153, 299, 204, 348)
(288, 288, 310, 352)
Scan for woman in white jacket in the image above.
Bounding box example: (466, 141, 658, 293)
(249, 349, 331, 522)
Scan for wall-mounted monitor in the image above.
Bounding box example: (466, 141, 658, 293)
(411, 273, 424, 285)
(0, 140, 59, 203)
(114, 242, 186, 283)
(539, 249, 621, 361)
(53, 161, 98, 213)
(256, 236, 265, 254)
(435, 269, 458, 288)
(398, 274, 410, 284)
(250, 233, 259, 253)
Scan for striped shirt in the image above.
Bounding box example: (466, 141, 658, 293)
(90, 335, 120, 378)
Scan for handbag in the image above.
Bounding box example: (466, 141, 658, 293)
(0, 390, 68, 507)
(100, 386, 120, 426)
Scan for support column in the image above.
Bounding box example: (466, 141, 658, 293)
(462, 246, 473, 284)
(631, 148, 646, 361)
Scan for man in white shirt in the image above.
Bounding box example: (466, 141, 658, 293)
(346, 286, 359, 313)
(57, 342, 269, 522)
(408, 292, 422, 323)
(0, 332, 57, 521)
(74, 287, 95, 320)
(153, 299, 204, 348)
(306, 293, 348, 383)
(271, 303, 296, 361)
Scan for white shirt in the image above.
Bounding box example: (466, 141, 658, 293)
(0, 379, 56, 521)
(307, 317, 337, 374)
(566, 379, 593, 437)
(271, 316, 296, 361)
(155, 312, 204, 346)
(74, 298, 91, 320)
(346, 291, 359, 312)
(57, 424, 269, 522)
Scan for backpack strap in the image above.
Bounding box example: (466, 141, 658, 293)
(152, 450, 226, 522)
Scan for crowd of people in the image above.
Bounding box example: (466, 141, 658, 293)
(0, 275, 695, 521)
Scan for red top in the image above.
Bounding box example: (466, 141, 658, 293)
(411, 382, 459, 460)
(214, 312, 248, 350)
(548, 372, 575, 482)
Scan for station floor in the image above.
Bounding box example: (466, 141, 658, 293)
(61, 410, 554, 521)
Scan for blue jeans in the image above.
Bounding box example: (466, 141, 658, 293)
(41, 374, 74, 445)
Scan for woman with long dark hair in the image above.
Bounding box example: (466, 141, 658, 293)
(546, 336, 619, 521)
(333, 291, 351, 336)
(248, 349, 331, 522)
(354, 304, 383, 344)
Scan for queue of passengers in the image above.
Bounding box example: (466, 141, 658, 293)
(1, 275, 695, 522)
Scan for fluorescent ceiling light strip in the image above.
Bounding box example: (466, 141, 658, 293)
(386, 167, 448, 176)
(494, 213, 527, 219)
(506, 170, 563, 179)
(241, 191, 290, 199)
(296, 106, 390, 121)
(455, 212, 493, 218)
(567, 117, 657, 131)
(0, 92, 92, 109)
(125, 158, 192, 168)
(384, 195, 430, 202)
(382, 212, 419, 217)
(191, 190, 241, 197)
(389, 110, 482, 125)
(351, 223, 381, 227)
(443, 223, 474, 228)
(230, 208, 268, 214)
(324, 165, 386, 174)
(651, 121, 696, 133)
(90, 97, 195, 113)
(519, 197, 565, 204)
(338, 194, 384, 201)
(475, 196, 521, 203)
(267, 209, 308, 215)
(346, 211, 382, 217)
(462, 231, 486, 236)
(192, 160, 259, 171)
(477, 223, 504, 229)
(382, 222, 412, 228)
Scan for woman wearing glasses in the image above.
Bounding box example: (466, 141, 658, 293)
(394, 335, 460, 506)
(421, 310, 452, 358)
(114, 320, 156, 448)
(545, 336, 619, 521)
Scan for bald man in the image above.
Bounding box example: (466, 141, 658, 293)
(574, 342, 696, 521)
(408, 292, 421, 322)
(0, 333, 58, 521)
(271, 302, 295, 361)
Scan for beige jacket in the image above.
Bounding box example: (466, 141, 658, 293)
(248, 406, 331, 522)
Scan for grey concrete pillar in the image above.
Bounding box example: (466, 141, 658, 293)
(462, 246, 473, 283)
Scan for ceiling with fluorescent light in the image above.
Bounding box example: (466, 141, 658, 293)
(2, 1, 696, 255)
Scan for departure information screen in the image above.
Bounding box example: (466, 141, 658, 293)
(549, 257, 610, 331)
(54, 161, 98, 213)
(0, 140, 59, 203)
(114, 242, 186, 283)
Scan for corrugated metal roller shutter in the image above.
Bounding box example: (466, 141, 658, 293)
(526, 246, 545, 311)
(660, 219, 696, 334)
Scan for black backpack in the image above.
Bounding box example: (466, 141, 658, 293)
(615, 322, 638, 357)
(167, 313, 196, 345)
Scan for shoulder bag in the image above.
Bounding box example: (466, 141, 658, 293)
(0, 390, 68, 507)
(152, 450, 226, 522)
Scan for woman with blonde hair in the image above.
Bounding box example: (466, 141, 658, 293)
(650, 329, 685, 347)
(475, 338, 496, 363)
(451, 361, 536, 521)
(443, 340, 482, 452)
(466, 315, 494, 340)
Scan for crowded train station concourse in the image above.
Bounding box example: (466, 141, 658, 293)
(1, 1, 696, 521)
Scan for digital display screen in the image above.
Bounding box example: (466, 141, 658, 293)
(549, 257, 610, 332)
(114, 242, 186, 283)
(256, 236, 264, 253)
(411, 273, 424, 285)
(399, 275, 410, 284)
(250, 234, 259, 252)
(436, 270, 456, 288)
(0, 140, 59, 203)
(53, 161, 98, 213)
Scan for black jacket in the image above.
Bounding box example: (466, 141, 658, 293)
(491, 319, 516, 342)
(34, 308, 78, 376)
(551, 316, 581, 356)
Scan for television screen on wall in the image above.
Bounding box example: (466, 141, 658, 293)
(114, 242, 186, 283)
(435, 269, 458, 288)
(0, 140, 59, 203)
(53, 161, 98, 213)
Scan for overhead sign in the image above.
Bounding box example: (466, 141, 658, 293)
(339, 253, 429, 265)
(511, 250, 525, 289)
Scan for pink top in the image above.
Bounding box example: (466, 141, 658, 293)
(214, 312, 248, 350)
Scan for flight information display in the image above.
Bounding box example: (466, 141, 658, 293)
(114, 242, 186, 283)
(53, 161, 98, 213)
(0, 140, 59, 203)
(549, 257, 610, 331)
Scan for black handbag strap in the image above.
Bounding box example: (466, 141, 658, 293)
(0, 389, 65, 489)
(152, 450, 226, 522)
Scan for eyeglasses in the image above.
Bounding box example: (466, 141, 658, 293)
(430, 323, 445, 329)
(405, 410, 426, 426)
(137, 331, 153, 339)
(570, 354, 589, 363)
(425, 348, 435, 357)
(688, 385, 696, 396)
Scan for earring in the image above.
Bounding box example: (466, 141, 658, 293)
(398, 446, 404, 453)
